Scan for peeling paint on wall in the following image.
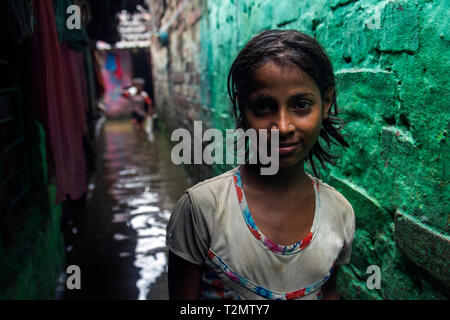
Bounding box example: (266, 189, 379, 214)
(149, 0, 449, 299)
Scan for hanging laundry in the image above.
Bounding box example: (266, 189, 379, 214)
(52, 0, 90, 51)
(115, 54, 123, 79)
(30, 0, 88, 204)
(105, 52, 117, 72)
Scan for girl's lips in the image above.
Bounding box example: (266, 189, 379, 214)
(277, 142, 302, 156)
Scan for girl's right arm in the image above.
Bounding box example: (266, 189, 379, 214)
(166, 192, 209, 300)
(168, 251, 202, 299)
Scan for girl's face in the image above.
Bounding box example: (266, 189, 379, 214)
(242, 61, 333, 168)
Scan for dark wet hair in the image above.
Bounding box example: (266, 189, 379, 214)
(132, 77, 145, 86)
(227, 29, 349, 177)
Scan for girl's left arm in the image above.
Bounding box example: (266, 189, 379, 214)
(168, 251, 202, 299)
(321, 267, 341, 300)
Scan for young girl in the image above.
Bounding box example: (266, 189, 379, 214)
(166, 30, 355, 300)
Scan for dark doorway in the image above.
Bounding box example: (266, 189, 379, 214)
(131, 48, 155, 105)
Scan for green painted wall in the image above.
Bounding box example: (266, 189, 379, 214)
(198, 0, 449, 299)
(0, 122, 65, 300)
(0, 184, 65, 299)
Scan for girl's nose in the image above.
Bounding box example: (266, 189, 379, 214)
(271, 108, 294, 136)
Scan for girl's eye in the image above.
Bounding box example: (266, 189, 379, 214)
(292, 100, 311, 110)
(251, 99, 276, 113)
(258, 103, 273, 111)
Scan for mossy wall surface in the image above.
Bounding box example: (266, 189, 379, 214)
(3, 185, 65, 300)
(150, 0, 449, 299)
(0, 122, 65, 300)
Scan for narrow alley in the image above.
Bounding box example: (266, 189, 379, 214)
(61, 120, 191, 299)
(0, 0, 448, 303)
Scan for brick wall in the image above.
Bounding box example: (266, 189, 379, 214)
(149, 0, 449, 299)
(148, 0, 212, 181)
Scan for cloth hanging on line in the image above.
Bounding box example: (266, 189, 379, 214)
(115, 54, 123, 79)
(52, 0, 90, 51)
(30, 0, 88, 204)
(105, 52, 117, 72)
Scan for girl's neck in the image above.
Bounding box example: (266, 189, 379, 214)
(241, 161, 310, 192)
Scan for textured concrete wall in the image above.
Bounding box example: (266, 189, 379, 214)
(148, 0, 212, 181)
(150, 0, 449, 299)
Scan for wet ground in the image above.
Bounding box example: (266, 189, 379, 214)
(60, 119, 192, 300)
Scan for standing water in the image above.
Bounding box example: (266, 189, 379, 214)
(61, 119, 191, 300)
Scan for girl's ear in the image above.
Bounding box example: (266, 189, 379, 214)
(236, 96, 248, 129)
(322, 86, 334, 119)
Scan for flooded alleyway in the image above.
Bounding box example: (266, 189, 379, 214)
(61, 120, 191, 300)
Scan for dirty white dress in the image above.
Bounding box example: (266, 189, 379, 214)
(166, 166, 355, 300)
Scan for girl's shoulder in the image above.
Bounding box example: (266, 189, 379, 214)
(308, 174, 354, 216)
(309, 175, 356, 246)
(188, 166, 239, 193)
(181, 167, 240, 237)
(186, 166, 239, 211)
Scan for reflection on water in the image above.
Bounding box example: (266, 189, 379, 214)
(62, 120, 191, 300)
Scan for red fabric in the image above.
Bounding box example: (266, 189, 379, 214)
(115, 54, 123, 79)
(31, 0, 87, 203)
